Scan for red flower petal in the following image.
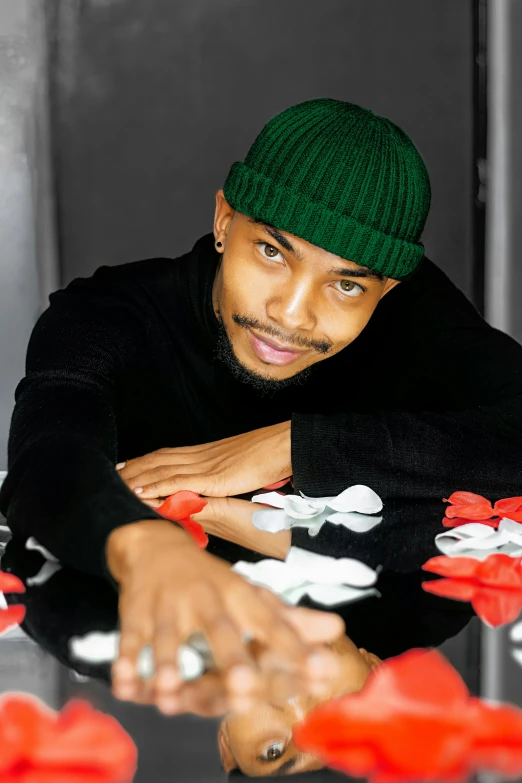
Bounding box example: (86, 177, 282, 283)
(422, 578, 477, 602)
(293, 649, 522, 782)
(423, 556, 480, 579)
(156, 492, 209, 548)
(445, 504, 495, 520)
(0, 605, 26, 636)
(0, 572, 25, 594)
(262, 477, 292, 490)
(475, 554, 522, 589)
(157, 490, 207, 520)
(0, 695, 137, 782)
(174, 517, 208, 549)
(443, 492, 491, 506)
(471, 589, 522, 627)
(442, 516, 499, 529)
(493, 496, 522, 514)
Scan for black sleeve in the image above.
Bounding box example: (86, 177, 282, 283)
(291, 394, 522, 502)
(0, 269, 164, 581)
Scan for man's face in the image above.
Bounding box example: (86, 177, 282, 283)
(218, 635, 381, 776)
(212, 191, 400, 393)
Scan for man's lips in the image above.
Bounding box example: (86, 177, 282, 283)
(247, 329, 309, 366)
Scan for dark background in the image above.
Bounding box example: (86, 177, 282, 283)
(49, 0, 476, 296)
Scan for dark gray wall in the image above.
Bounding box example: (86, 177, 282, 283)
(51, 0, 475, 296)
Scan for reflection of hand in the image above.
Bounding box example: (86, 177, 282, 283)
(106, 519, 344, 717)
(192, 496, 292, 559)
(116, 421, 292, 500)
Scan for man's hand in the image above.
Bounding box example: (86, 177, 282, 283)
(106, 519, 344, 718)
(116, 421, 291, 500)
(192, 496, 292, 560)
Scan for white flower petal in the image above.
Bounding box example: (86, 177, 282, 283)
(325, 511, 383, 533)
(304, 583, 379, 606)
(327, 485, 383, 514)
(499, 518, 522, 545)
(26, 561, 62, 587)
(251, 491, 287, 509)
(284, 495, 324, 519)
(232, 559, 302, 592)
(25, 537, 60, 563)
(252, 508, 291, 532)
(509, 621, 522, 643)
(512, 648, 522, 668)
(285, 547, 377, 587)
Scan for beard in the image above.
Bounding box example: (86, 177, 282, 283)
(212, 315, 314, 396)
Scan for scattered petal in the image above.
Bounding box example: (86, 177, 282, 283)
(0, 605, 26, 636)
(26, 562, 62, 587)
(293, 648, 522, 783)
(325, 511, 383, 533)
(156, 490, 207, 519)
(327, 485, 383, 514)
(25, 538, 60, 563)
(0, 572, 25, 594)
(422, 554, 522, 627)
(251, 508, 292, 533)
(262, 477, 292, 490)
(0, 694, 137, 783)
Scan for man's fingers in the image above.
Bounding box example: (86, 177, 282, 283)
(123, 464, 199, 494)
(197, 587, 261, 698)
(112, 592, 154, 700)
(283, 606, 346, 644)
(226, 585, 309, 682)
(158, 673, 228, 717)
(139, 474, 218, 500)
(117, 453, 198, 482)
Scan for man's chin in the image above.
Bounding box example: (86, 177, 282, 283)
(213, 323, 312, 394)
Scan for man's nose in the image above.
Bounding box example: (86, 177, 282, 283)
(265, 282, 316, 335)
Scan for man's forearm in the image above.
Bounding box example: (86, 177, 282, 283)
(291, 398, 522, 500)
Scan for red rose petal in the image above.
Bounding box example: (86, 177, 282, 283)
(443, 492, 491, 507)
(0, 572, 26, 594)
(0, 605, 26, 636)
(493, 496, 522, 514)
(422, 556, 480, 579)
(422, 578, 477, 602)
(294, 649, 522, 783)
(475, 554, 522, 589)
(471, 589, 522, 627)
(442, 516, 499, 529)
(175, 517, 208, 549)
(157, 491, 207, 520)
(445, 504, 495, 520)
(262, 477, 292, 490)
(0, 695, 137, 783)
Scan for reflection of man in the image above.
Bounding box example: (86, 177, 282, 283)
(2, 98, 522, 716)
(218, 635, 381, 776)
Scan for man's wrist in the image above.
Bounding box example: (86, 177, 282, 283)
(106, 519, 193, 584)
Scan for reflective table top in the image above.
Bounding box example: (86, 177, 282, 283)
(1, 496, 521, 782)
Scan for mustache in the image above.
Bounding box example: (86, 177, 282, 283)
(231, 313, 333, 354)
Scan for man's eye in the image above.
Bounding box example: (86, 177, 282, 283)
(333, 279, 365, 297)
(256, 242, 283, 261)
(260, 741, 286, 761)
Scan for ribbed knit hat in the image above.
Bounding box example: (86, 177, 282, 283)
(223, 99, 431, 280)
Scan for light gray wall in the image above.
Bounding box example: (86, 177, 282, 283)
(51, 0, 475, 298)
(0, 0, 58, 469)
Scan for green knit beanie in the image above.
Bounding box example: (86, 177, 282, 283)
(223, 98, 431, 280)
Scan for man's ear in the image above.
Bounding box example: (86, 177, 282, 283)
(214, 189, 235, 247)
(218, 720, 238, 774)
(380, 277, 401, 299)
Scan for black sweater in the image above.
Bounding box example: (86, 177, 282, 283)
(1, 233, 522, 580)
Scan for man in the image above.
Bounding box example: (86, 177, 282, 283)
(1, 98, 522, 717)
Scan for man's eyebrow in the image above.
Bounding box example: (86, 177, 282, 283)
(246, 216, 384, 281)
(327, 265, 384, 282)
(247, 217, 304, 260)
